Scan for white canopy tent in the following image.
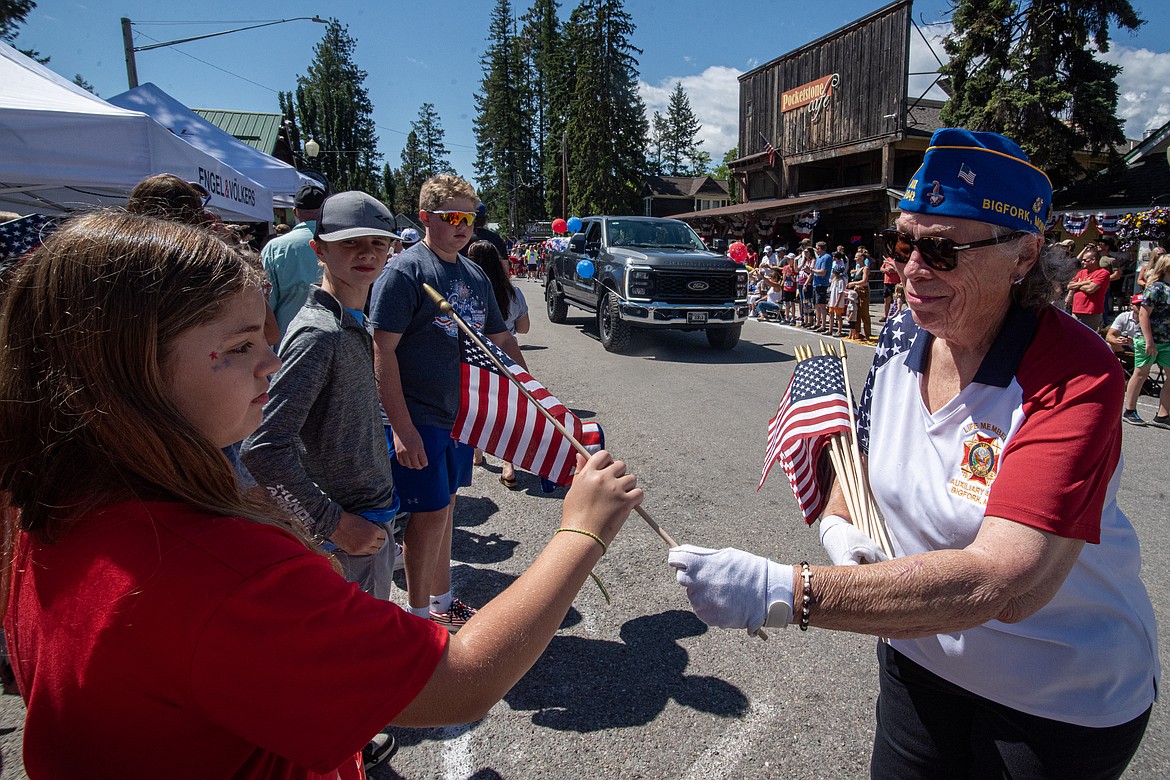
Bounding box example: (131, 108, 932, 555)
(108, 83, 317, 209)
(0, 42, 272, 222)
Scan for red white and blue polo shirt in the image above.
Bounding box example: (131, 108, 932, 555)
(858, 306, 1159, 727)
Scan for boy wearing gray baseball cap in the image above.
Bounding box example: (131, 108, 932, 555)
(243, 191, 402, 603)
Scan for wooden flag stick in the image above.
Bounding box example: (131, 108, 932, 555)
(834, 339, 895, 558)
(423, 284, 771, 640)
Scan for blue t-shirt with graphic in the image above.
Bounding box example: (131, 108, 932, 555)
(370, 243, 507, 428)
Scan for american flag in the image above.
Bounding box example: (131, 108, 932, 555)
(454, 328, 586, 487)
(759, 354, 852, 524)
(957, 163, 977, 186)
(760, 132, 778, 167)
(0, 214, 57, 280)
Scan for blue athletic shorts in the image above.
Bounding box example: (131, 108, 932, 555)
(388, 424, 473, 513)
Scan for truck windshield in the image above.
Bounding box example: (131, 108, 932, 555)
(607, 221, 706, 251)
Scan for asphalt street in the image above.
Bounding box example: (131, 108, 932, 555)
(1, 283, 1167, 778)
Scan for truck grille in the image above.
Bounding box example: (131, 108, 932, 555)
(652, 270, 736, 302)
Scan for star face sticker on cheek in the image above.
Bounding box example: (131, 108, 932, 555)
(209, 351, 234, 372)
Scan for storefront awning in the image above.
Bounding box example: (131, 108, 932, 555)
(673, 185, 890, 221)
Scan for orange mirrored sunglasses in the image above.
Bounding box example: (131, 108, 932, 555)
(428, 210, 477, 227)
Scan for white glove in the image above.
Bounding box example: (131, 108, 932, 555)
(820, 514, 889, 566)
(667, 545, 793, 634)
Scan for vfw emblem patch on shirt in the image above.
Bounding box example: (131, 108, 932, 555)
(950, 424, 1004, 506)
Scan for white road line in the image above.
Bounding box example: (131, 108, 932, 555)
(439, 723, 475, 780)
(680, 701, 777, 780)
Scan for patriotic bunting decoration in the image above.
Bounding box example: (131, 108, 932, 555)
(454, 328, 587, 487)
(792, 211, 820, 238)
(1095, 213, 1122, 236)
(1062, 213, 1091, 236)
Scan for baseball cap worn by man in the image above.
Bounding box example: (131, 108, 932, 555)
(898, 128, 1052, 234)
(399, 227, 420, 246)
(316, 191, 400, 242)
(294, 184, 327, 211)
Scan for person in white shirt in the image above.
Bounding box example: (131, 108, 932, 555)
(669, 129, 1158, 779)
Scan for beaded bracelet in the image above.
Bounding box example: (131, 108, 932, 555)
(798, 561, 813, 631)
(555, 527, 607, 555)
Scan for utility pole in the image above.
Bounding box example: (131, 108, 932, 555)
(121, 18, 138, 89)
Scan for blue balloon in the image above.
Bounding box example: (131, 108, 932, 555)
(576, 259, 595, 279)
(567, 216, 583, 233)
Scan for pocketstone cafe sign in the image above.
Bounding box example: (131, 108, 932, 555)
(781, 73, 840, 122)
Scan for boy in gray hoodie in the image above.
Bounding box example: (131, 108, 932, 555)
(242, 191, 402, 598)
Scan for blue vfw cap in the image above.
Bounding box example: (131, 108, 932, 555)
(898, 128, 1052, 234)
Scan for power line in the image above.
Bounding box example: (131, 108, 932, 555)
(130, 31, 476, 154)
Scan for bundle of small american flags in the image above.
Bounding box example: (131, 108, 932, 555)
(760, 340, 894, 555)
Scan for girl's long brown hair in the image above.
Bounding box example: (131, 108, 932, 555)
(0, 211, 319, 611)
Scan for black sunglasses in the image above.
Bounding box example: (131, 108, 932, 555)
(878, 228, 1031, 272)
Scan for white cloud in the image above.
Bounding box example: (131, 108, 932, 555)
(1100, 45, 1170, 137)
(639, 65, 743, 160)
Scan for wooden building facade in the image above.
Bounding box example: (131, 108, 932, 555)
(678, 0, 938, 253)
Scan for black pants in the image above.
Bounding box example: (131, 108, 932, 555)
(871, 642, 1151, 780)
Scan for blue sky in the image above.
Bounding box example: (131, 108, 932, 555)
(18, 1, 1170, 184)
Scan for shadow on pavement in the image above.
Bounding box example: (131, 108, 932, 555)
(503, 609, 748, 732)
(450, 496, 521, 566)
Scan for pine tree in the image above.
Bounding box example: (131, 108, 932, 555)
(398, 129, 427, 213)
(940, 0, 1143, 187)
(660, 83, 707, 176)
(521, 0, 562, 222)
(647, 111, 667, 176)
(292, 19, 380, 194)
(563, 0, 648, 216)
(475, 0, 535, 237)
(412, 103, 456, 177)
(72, 74, 96, 95)
(378, 163, 396, 212)
(2, 0, 44, 61)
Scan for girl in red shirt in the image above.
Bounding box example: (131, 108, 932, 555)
(0, 211, 641, 779)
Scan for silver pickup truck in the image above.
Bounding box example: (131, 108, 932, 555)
(544, 216, 750, 352)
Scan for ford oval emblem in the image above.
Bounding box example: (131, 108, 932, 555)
(687, 280, 710, 291)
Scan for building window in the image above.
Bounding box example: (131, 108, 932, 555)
(644, 197, 653, 216)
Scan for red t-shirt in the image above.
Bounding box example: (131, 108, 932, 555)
(6, 500, 449, 779)
(1071, 267, 1111, 315)
(881, 260, 900, 285)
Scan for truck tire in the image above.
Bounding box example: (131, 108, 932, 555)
(597, 291, 633, 353)
(706, 324, 742, 350)
(546, 277, 568, 323)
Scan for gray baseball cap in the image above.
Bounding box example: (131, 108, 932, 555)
(316, 191, 400, 241)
